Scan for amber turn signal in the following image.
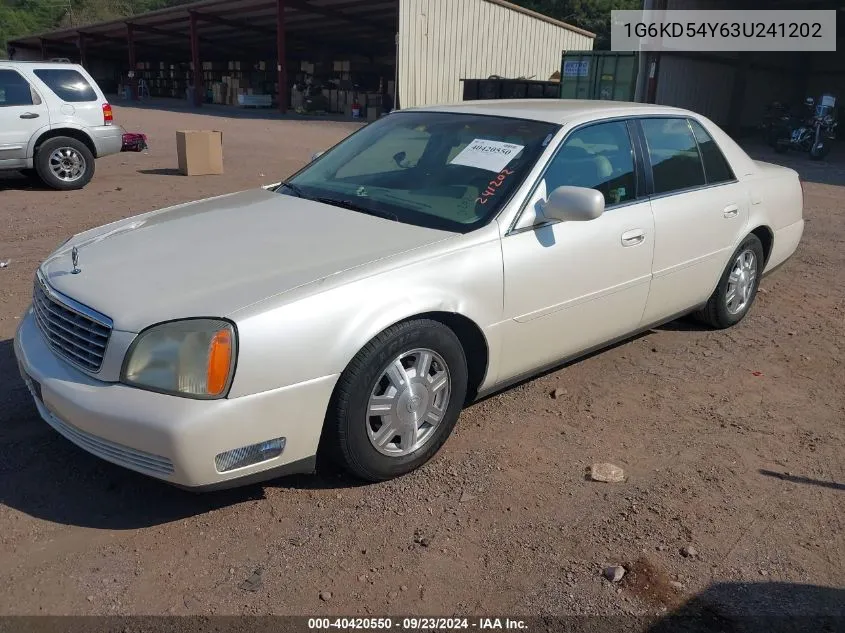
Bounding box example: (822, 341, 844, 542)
(207, 329, 233, 396)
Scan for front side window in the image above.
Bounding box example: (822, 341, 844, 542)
(281, 111, 559, 233)
(0, 70, 34, 107)
(33, 69, 97, 102)
(543, 120, 637, 206)
(689, 119, 735, 184)
(641, 118, 706, 195)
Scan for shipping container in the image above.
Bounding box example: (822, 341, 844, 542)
(398, 0, 594, 109)
(559, 51, 637, 102)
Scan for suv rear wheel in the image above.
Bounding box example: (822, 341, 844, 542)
(35, 137, 95, 191)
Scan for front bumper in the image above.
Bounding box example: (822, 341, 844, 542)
(89, 125, 124, 158)
(14, 309, 338, 489)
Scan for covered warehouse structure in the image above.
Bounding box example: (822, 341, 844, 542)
(7, 0, 594, 113)
(640, 0, 845, 135)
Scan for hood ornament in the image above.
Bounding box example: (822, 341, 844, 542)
(71, 246, 81, 274)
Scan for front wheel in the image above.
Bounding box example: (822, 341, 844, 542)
(809, 140, 832, 160)
(695, 234, 765, 329)
(324, 319, 468, 481)
(35, 137, 95, 190)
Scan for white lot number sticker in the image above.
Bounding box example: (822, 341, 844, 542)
(450, 139, 525, 173)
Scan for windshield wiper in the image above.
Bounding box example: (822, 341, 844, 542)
(313, 196, 399, 222)
(276, 181, 306, 197)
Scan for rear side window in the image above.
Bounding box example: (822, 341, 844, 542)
(689, 119, 735, 184)
(0, 69, 34, 106)
(641, 118, 706, 195)
(33, 69, 97, 102)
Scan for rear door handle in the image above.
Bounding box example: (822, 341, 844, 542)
(621, 229, 646, 247)
(19, 112, 40, 119)
(723, 204, 739, 218)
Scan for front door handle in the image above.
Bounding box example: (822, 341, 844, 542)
(723, 204, 739, 218)
(19, 112, 40, 119)
(621, 229, 646, 247)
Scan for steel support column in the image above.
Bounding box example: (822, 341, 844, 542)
(727, 55, 751, 136)
(127, 23, 137, 100)
(77, 33, 88, 68)
(277, 0, 287, 113)
(189, 12, 203, 107)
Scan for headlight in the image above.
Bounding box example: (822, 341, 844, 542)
(122, 319, 237, 399)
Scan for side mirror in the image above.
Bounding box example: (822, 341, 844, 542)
(393, 151, 408, 168)
(540, 186, 604, 223)
(310, 150, 325, 162)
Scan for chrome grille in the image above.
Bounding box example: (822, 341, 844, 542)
(32, 275, 112, 372)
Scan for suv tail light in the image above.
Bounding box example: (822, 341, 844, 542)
(102, 103, 113, 125)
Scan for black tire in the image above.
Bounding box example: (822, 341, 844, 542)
(324, 319, 468, 482)
(809, 141, 831, 161)
(34, 137, 95, 191)
(695, 234, 765, 329)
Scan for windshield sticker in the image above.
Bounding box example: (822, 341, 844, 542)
(476, 168, 515, 205)
(449, 139, 525, 173)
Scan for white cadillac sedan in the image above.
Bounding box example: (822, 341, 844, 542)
(14, 100, 804, 489)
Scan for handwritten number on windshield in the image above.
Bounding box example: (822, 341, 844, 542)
(477, 168, 515, 205)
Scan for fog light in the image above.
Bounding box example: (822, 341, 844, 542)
(214, 438, 285, 472)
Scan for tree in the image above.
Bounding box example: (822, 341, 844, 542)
(512, 0, 641, 49)
(1, 0, 178, 57)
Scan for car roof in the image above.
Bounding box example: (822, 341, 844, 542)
(0, 61, 82, 69)
(409, 99, 695, 125)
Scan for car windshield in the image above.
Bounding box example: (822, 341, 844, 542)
(278, 111, 559, 233)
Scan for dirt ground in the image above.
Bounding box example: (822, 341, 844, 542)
(0, 103, 842, 627)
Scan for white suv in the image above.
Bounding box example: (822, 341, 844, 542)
(0, 61, 123, 190)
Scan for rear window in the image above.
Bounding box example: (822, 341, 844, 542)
(33, 69, 97, 102)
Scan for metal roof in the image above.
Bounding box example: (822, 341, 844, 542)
(9, 0, 593, 61)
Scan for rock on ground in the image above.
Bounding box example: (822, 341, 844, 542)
(588, 463, 626, 483)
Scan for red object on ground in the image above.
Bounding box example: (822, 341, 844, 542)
(121, 132, 148, 152)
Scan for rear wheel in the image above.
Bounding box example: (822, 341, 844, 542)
(324, 319, 468, 481)
(35, 137, 95, 190)
(695, 234, 765, 329)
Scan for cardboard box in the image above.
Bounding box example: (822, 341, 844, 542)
(176, 130, 223, 176)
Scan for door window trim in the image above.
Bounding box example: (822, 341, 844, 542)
(632, 115, 739, 201)
(687, 117, 737, 186)
(507, 115, 647, 235)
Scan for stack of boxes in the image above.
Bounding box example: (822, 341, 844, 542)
(205, 60, 273, 106)
(294, 59, 395, 118)
(129, 56, 394, 114)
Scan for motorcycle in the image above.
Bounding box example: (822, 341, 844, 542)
(772, 95, 838, 160)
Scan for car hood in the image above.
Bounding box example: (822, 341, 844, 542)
(41, 188, 454, 332)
